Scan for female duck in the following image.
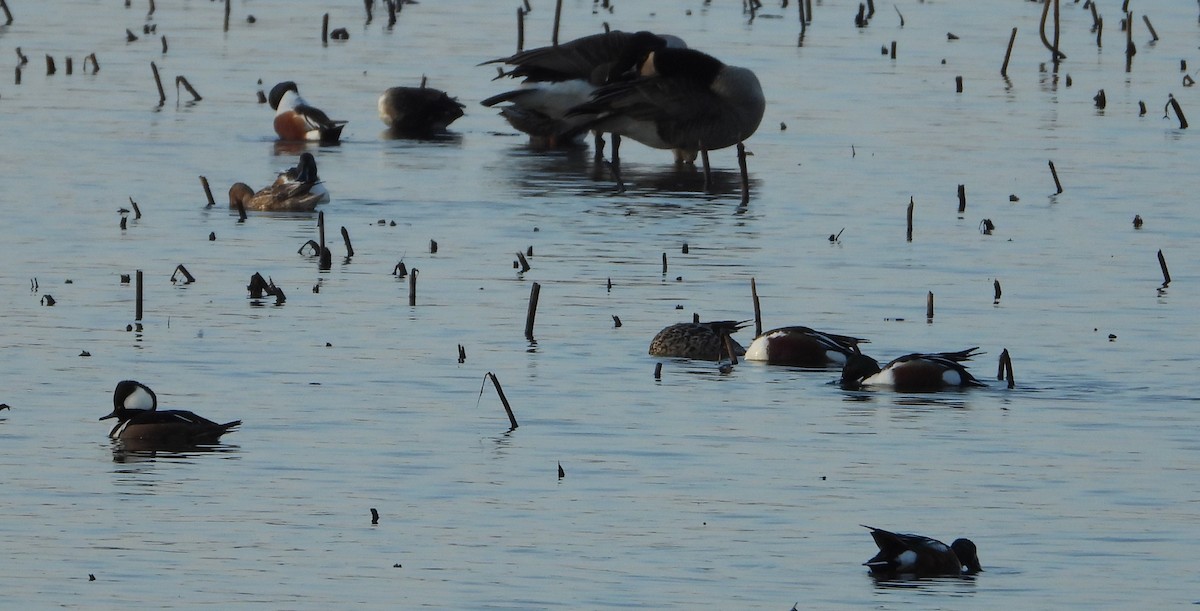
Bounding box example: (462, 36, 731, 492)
(378, 84, 465, 137)
(648, 320, 748, 361)
(268, 81, 347, 144)
(840, 347, 985, 391)
(862, 525, 982, 578)
(229, 152, 329, 212)
(567, 47, 765, 163)
(100, 380, 240, 444)
(744, 326, 868, 367)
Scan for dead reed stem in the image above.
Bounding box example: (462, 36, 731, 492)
(906, 196, 914, 242)
(1048, 160, 1063, 193)
(322, 13, 329, 45)
(1001, 27, 1017, 76)
(408, 269, 418, 305)
(552, 0, 562, 46)
(925, 291, 934, 320)
(341, 226, 354, 257)
(135, 270, 144, 321)
(483, 372, 519, 430)
(524, 282, 540, 339)
(199, 176, 215, 207)
(176, 76, 202, 102)
(737, 142, 750, 204)
(1157, 249, 1170, 287)
(151, 61, 166, 105)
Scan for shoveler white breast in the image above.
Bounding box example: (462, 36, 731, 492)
(840, 347, 985, 391)
(744, 326, 868, 367)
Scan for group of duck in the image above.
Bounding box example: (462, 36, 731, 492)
(650, 320, 986, 391)
(119, 28, 972, 580)
(228, 29, 766, 212)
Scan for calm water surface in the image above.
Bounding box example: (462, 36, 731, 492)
(2, 0, 1199, 608)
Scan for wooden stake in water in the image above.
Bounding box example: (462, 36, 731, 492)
(1165, 95, 1188, 129)
(408, 268, 418, 306)
(199, 176, 215, 207)
(223, 0, 230, 32)
(925, 291, 934, 320)
(135, 270, 144, 322)
(1157, 249, 1171, 287)
(524, 282, 540, 339)
(955, 75, 963, 93)
(151, 61, 166, 105)
(957, 184, 966, 213)
(340, 226, 354, 257)
(993, 279, 1002, 304)
(1048, 160, 1063, 193)
(516, 8, 525, 53)
(516, 251, 531, 272)
(654, 362, 663, 379)
(317, 212, 331, 270)
(906, 196, 914, 242)
(322, 13, 329, 45)
(370, 508, 379, 524)
(1001, 27, 1017, 77)
(661, 253, 668, 275)
(482, 372, 519, 430)
(1142, 14, 1159, 41)
(751, 278, 762, 338)
(46, 55, 56, 75)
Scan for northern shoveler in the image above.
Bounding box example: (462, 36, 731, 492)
(840, 347, 985, 391)
(268, 81, 347, 143)
(566, 47, 765, 163)
(480, 30, 685, 147)
(745, 326, 868, 367)
(229, 152, 329, 212)
(378, 85, 465, 136)
(100, 380, 240, 444)
(862, 525, 982, 578)
(648, 320, 748, 361)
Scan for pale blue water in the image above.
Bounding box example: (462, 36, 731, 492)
(2, 0, 1199, 608)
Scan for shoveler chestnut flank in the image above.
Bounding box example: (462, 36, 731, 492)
(745, 326, 868, 367)
(100, 380, 240, 444)
(840, 347, 985, 391)
(269, 81, 347, 144)
(862, 525, 982, 578)
(229, 152, 329, 212)
(648, 320, 748, 361)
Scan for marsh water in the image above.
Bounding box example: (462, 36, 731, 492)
(2, 0, 1199, 608)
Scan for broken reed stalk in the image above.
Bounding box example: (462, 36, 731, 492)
(46, 55, 55, 75)
(408, 268, 418, 305)
(661, 252, 668, 275)
(130, 197, 142, 219)
(993, 279, 1002, 303)
(317, 212, 331, 270)
(1052, 0, 1060, 63)
(223, 0, 230, 32)
(172, 264, 195, 283)
(1142, 14, 1158, 41)
(0, 0, 13, 25)
(484, 372, 519, 429)
(551, 0, 562, 46)
(1166, 95, 1188, 129)
(458, 344, 466, 363)
(429, 239, 438, 254)
(161, 35, 167, 54)
(370, 508, 379, 524)
(524, 282, 541, 339)
(15, 65, 20, 85)
(957, 184, 967, 213)
(199, 176, 215, 207)
(1048, 160, 1063, 193)
(925, 291, 934, 320)
(997, 349, 1015, 388)
(135, 270, 144, 322)
(750, 277, 762, 338)
(1038, 0, 1066, 61)
(1125, 12, 1135, 72)
(654, 362, 663, 379)
(516, 251, 531, 272)
(322, 13, 329, 45)
(955, 75, 963, 93)
(737, 142, 750, 204)
(906, 196, 914, 241)
(889, 41, 896, 59)
(151, 61, 166, 105)
(147, 0, 155, 17)
(66, 57, 72, 75)
(341, 226, 354, 257)
(1157, 249, 1170, 287)
(176, 76, 202, 102)
(1001, 27, 1017, 77)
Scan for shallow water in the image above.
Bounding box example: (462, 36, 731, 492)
(2, 0, 1200, 608)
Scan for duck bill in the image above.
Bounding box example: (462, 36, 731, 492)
(99, 411, 118, 421)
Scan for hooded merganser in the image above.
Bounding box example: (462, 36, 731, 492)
(648, 320, 748, 361)
(268, 81, 347, 144)
(862, 525, 982, 578)
(100, 380, 240, 444)
(744, 326, 868, 367)
(840, 347, 985, 391)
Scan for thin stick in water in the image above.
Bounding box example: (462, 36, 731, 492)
(482, 372, 519, 430)
(1048, 160, 1063, 194)
(1001, 27, 1017, 76)
(1142, 14, 1158, 41)
(322, 13, 329, 45)
(654, 362, 662, 379)
(552, 0, 563, 46)
(341, 226, 354, 257)
(46, 55, 56, 75)
(906, 196, 914, 242)
(1165, 94, 1188, 129)
(408, 268, 418, 306)
(925, 291, 934, 320)
(199, 176, 215, 207)
(516, 251, 530, 272)
(1157, 249, 1170, 287)
(176, 76, 202, 102)
(151, 61, 165, 105)
(135, 270, 144, 322)
(0, 0, 13, 25)
(130, 197, 142, 219)
(997, 349, 1015, 388)
(661, 253, 667, 275)
(737, 142, 750, 204)
(993, 279, 1002, 304)
(224, 0, 230, 32)
(957, 184, 966, 213)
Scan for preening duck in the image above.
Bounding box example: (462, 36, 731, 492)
(269, 81, 347, 144)
(566, 47, 765, 163)
(228, 152, 329, 212)
(378, 85, 465, 136)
